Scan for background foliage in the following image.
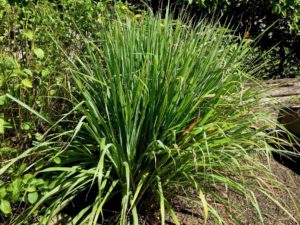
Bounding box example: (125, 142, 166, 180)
(138, 0, 300, 77)
(190, 0, 300, 32)
(0, 0, 115, 142)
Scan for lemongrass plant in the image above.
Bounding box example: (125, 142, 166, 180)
(3, 10, 296, 225)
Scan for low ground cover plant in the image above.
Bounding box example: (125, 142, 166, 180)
(1, 6, 297, 225)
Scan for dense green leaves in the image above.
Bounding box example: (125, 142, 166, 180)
(188, 0, 300, 32)
(0, 0, 116, 140)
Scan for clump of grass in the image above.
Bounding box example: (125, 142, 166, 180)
(2, 10, 296, 225)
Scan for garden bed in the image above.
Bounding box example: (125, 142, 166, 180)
(1, 1, 299, 223)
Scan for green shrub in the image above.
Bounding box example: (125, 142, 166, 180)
(2, 10, 296, 225)
(0, 0, 114, 221)
(0, 0, 115, 141)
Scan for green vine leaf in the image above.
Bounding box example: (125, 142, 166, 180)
(22, 30, 34, 40)
(28, 192, 38, 204)
(0, 199, 11, 214)
(0, 95, 6, 105)
(21, 78, 33, 88)
(33, 48, 45, 59)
